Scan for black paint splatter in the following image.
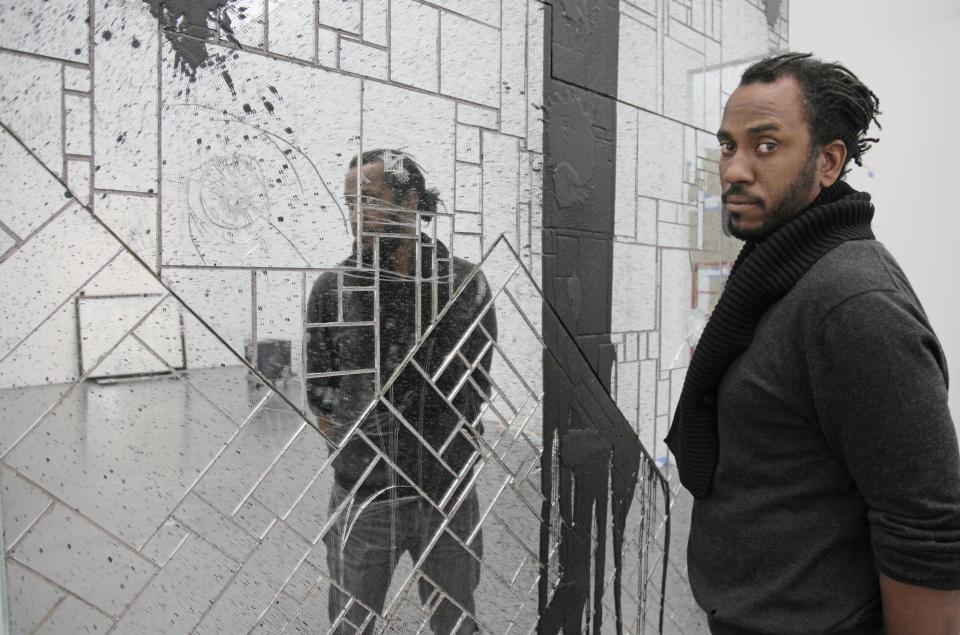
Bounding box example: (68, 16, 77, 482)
(284, 127, 293, 134)
(221, 70, 236, 97)
(141, 0, 240, 81)
(539, 342, 646, 634)
(242, 103, 253, 114)
(102, 30, 113, 40)
(131, 37, 141, 48)
(766, 0, 783, 28)
(262, 100, 274, 114)
(267, 85, 279, 97)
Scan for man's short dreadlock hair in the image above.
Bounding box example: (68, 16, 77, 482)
(348, 149, 441, 219)
(740, 52, 881, 176)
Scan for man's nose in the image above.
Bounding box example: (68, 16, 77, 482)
(722, 150, 754, 185)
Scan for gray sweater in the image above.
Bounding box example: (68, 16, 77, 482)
(689, 240, 960, 633)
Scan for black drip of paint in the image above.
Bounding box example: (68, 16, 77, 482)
(537, 328, 643, 633)
(221, 70, 236, 97)
(141, 0, 240, 81)
(766, 0, 783, 28)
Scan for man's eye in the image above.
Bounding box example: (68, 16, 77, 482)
(757, 142, 777, 154)
(718, 141, 734, 155)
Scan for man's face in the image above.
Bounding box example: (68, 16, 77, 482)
(717, 76, 822, 241)
(344, 161, 416, 238)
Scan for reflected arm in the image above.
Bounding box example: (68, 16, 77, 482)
(305, 274, 342, 434)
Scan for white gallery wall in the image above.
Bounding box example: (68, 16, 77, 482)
(791, 0, 960, 424)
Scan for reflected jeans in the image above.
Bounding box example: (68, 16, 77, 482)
(323, 482, 483, 634)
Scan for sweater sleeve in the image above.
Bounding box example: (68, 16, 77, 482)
(808, 289, 960, 589)
(465, 270, 497, 396)
(305, 275, 340, 418)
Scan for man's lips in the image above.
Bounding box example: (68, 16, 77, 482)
(724, 197, 762, 214)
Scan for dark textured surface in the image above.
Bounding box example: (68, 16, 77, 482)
(550, 0, 620, 98)
(538, 304, 647, 634)
(539, 2, 659, 633)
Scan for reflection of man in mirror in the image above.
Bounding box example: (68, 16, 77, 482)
(666, 53, 960, 633)
(306, 150, 497, 634)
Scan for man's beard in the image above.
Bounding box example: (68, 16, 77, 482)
(725, 156, 818, 241)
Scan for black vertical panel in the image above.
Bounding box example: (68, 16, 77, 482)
(539, 1, 643, 633)
(542, 0, 619, 374)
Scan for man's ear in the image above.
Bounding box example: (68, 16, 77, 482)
(818, 139, 847, 187)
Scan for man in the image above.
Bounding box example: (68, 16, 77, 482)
(306, 150, 496, 634)
(665, 53, 960, 634)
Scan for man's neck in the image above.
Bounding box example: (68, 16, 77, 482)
(391, 239, 416, 275)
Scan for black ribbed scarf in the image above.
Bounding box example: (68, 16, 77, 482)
(664, 180, 875, 498)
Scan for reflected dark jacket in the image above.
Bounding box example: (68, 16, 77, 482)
(306, 236, 496, 501)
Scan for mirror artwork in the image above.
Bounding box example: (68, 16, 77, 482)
(0, 0, 786, 632)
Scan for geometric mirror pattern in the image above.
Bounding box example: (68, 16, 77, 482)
(1, 0, 785, 632)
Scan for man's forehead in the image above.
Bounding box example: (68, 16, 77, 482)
(720, 77, 805, 132)
(346, 161, 384, 186)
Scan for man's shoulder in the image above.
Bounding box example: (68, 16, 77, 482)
(792, 239, 914, 314)
(307, 270, 340, 295)
(450, 253, 479, 277)
(307, 254, 359, 294)
(450, 255, 489, 292)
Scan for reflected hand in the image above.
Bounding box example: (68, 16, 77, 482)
(316, 415, 336, 437)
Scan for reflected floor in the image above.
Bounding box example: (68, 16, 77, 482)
(1, 368, 702, 633)
(0, 368, 541, 632)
